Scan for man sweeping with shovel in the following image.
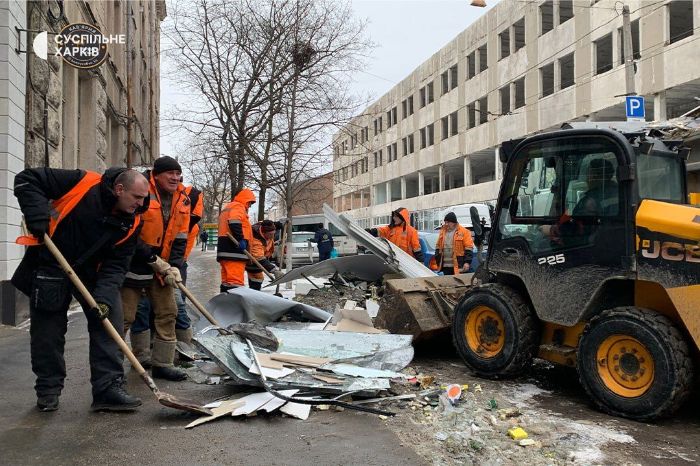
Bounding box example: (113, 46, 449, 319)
(12, 167, 148, 412)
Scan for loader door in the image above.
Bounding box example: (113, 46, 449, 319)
(489, 135, 633, 325)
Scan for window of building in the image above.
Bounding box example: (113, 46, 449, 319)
(373, 119, 378, 136)
(669, 0, 694, 44)
(441, 116, 449, 140)
(408, 96, 414, 115)
(420, 127, 427, 148)
(378, 116, 383, 132)
(540, 0, 553, 35)
(450, 111, 458, 136)
(441, 71, 449, 95)
(402, 137, 408, 156)
(559, 52, 575, 90)
(378, 149, 383, 166)
(363, 156, 369, 173)
(374, 151, 378, 167)
(420, 86, 427, 107)
(514, 77, 525, 109)
(350, 133, 356, 149)
(408, 134, 414, 153)
(467, 51, 476, 79)
(450, 64, 458, 90)
(359, 129, 364, 144)
(467, 102, 476, 129)
(595, 33, 613, 75)
(427, 123, 434, 146)
(391, 107, 397, 126)
(478, 44, 488, 72)
(500, 85, 510, 114)
(427, 82, 434, 103)
(387, 108, 397, 127)
(478, 97, 488, 125)
(402, 99, 407, 119)
(559, 0, 574, 24)
(351, 163, 356, 178)
(514, 18, 525, 51)
(618, 19, 640, 65)
(386, 110, 392, 127)
(363, 126, 369, 142)
(392, 142, 397, 161)
(499, 28, 510, 60)
(541, 62, 555, 97)
(334, 145, 339, 159)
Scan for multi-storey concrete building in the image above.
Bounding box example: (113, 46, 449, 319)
(0, 0, 167, 325)
(332, 0, 700, 230)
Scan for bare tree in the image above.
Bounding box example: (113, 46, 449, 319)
(179, 140, 230, 223)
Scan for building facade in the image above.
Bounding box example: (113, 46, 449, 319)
(332, 0, 700, 230)
(0, 0, 167, 325)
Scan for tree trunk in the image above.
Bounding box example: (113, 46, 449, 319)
(257, 185, 267, 221)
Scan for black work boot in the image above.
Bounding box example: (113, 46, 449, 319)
(91, 382, 142, 412)
(37, 394, 59, 412)
(152, 365, 188, 381)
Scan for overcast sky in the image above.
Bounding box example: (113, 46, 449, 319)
(159, 0, 494, 163)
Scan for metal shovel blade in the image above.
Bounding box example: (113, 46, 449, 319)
(156, 391, 213, 416)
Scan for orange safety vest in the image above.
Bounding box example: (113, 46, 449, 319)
(435, 224, 474, 274)
(377, 208, 421, 257)
(217, 189, 255, 262)
(17, 171, 141, 247)
(139, 173, 190, 262)
(184, 186, 204, 259)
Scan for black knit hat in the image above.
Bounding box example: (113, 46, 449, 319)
(444, 212, 458, 223)
(260, 220, 276, 233)
(153, 156, 182, 175)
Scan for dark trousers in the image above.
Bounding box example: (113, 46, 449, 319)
(440, 266, 455, 276)
(30, 290, 125, 398)
(318, 249, 332, 262)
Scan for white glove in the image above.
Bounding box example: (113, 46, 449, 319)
(273, 268, 284, 279)
(149, 256, 171, 275)
(163, 267, 182, 287)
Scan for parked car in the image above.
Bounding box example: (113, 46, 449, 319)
(273, 231, 318, 267)
(418, 230, 488, 273)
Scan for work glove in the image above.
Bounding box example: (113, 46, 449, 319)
(92, 303, 110, 320)
(148, 256, 171, 275)
(163, 267, 182, 288)
(272, 268, 284, 280)
(26, 216, 49, 238)
(365, 228, 378, 237)
(237, 239, 248, 251)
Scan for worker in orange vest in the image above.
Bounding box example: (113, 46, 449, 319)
(246, 220, 283, 290)
(217, 189, 256, 292)
(435, 212, 474, 275)
(368, 207, 424, 262)
(13, 167, 148, 412)
(120, 156, 190, 382)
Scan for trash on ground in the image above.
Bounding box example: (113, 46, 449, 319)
(508, 427, 529, 440)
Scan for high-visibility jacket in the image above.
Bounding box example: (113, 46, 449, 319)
(12, 167, 144, 310)
(124, 171, 190, 287)
(377, 207, 421, 258)
(246, 223, 276, 274)
(435, 224, 474, 274)
(184, 186, 204, 259)
(217, 189, 255, 263)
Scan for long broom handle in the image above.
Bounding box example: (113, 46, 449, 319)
(42, 234, 150, 380)
(225, 232, 275, 280)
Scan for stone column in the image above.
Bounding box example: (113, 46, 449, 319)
(386, 182, 391, 204)
(438, 164, 444, 192)
(653, 92, 667, 121)
(418, 171, 425, 196)
(495, 148, 502, 180)
(463, 156, 472, 186)
(400, 176, 406, 200)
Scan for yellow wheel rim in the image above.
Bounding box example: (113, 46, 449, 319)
(464, 305, 505, 359)
(596, 335, 655, 398)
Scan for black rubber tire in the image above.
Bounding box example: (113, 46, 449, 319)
(578, 307, 695, 421)
(451, 283, 539, 379)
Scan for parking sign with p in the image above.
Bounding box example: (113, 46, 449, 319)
(626, 96, 645, 121)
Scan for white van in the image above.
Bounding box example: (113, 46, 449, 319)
(275, 213, 358, 257)
(438, 203, 492, 230)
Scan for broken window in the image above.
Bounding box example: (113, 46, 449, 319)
(500, 28, 510, 59)
(669, 0, 694, 44)
(450, 111, 458, 136)
(478, 44, 488, 72)
(478, 97, 488, 125)
(441, 71, 449, 95)
(427, 123, 434, 146)
(467, 51, 476, 79)
(559, 0, 574, 24)
(500, 85, 510, 114)
(595, 33, 613, 75)
(450, 65, 458, 90)
(514, 77, 525, 109)
(618, 19, 640, 65)
(467, 102, 476, 129)
(541, 62, 554, 97)
(514, 18, 525, 52)
(427, 82, 434, 103)
(540, 0, 553, 35)
(420, 127, 427, 148)
(559, 52, 574, 90)
(441, 116, 449, 140)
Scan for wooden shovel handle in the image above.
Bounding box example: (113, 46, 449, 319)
(225, 232, 275, 280)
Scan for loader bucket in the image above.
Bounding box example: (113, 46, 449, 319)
(375, 274, 473, 342)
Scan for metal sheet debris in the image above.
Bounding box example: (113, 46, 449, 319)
(322, 204, 435, 279)
(269, 254, 394, 286)
(193, 288, 332, 335)
(280, 401, 312, 420)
